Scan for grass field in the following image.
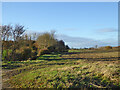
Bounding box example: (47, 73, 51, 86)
(2, 49, 120, 88)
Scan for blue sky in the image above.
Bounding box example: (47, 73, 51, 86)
(2, 2, 118, 48)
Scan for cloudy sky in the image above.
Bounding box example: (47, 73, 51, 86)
(2, 2, 118, 48)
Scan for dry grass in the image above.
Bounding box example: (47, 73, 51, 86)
(63, 51, 118, 59)
(2, 50, 120, 88)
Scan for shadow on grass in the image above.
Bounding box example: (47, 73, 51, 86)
(38, 58, 62, 61)
(66, 49, 118, 55)
(39, 57, 119, 61)
(61, 57, 119, 61)
(2, 64, 21, 69)
(2, 61, 42, 69)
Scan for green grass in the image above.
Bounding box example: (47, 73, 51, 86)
(2, 50, 120, 88)
(37, 54, 62, 60)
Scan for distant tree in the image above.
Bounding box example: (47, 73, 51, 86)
(36, 31, 57, 49)
(1, 25, 69, 60)
(1, 25, 12, 41)
(48, 40, 69, 53)
(1, 25, 12, 59)
(57, 40, 66, 52)
(1, 25, 13, 60)
(105, 46, 112, 50)
(10, 24, 26, 60)
(36, 31, 58, 56)
(84, 47, 88, 49)
(65, 45, 70, 49)
(95, 45, 98, 49)
(30, 33, 39, 41)
(1, 24, 26, 61)
(12, 24, 25, 41)
(89, 47, 94, 50)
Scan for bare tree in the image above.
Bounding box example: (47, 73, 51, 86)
(10, 24, 26, 60)
(1, 25, 12, 41)
(31, 33, 39, 41)
(1, 25, 12, 60)
(36, 31, 57, 49)
(12, 24, 25, 41)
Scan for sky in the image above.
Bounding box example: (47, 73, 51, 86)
(2, 2, 118, 48)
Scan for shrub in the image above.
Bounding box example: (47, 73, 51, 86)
(47, 40, 69, 53)
(2, 50, 7, 61)
(22, 48, 32, 60)
(48, 46, 56, 52)
(31, 50, 37, 60)
(89, 47, 94, 50)
(14, 53, 23, 61)
(105, 46, 112, 50)
(37, 49, 50, 56)
(65, 45, 70, 50)
(10, 47, 37, 61)
(2, 49, 12, 61)
(15, 47, 32, 60)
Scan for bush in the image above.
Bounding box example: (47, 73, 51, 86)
(48, 46, 56, 52)
(31, 50, 37, 60)
(105, 46, 112, 50)
(22, 48, 32, 60)
(14, 53, 23, 61)
(65, 45, 70, 50)
(2, 49, 12, 61)
(9, 47, 37, 61)
(47, 41, 69, 53)
(37, 49, 50, 56)
(2, 50, 7, 61)
(15, 47, 32, 60)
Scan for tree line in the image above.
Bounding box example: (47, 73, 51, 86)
(1, 24, 69, 61)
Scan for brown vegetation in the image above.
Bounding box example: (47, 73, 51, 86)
(2, 24, 69, 61)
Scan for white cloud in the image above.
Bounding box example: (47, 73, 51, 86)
(56, 34, 118, 48)
(97, 28, 117, 33)
(24, 30, 118, 48)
